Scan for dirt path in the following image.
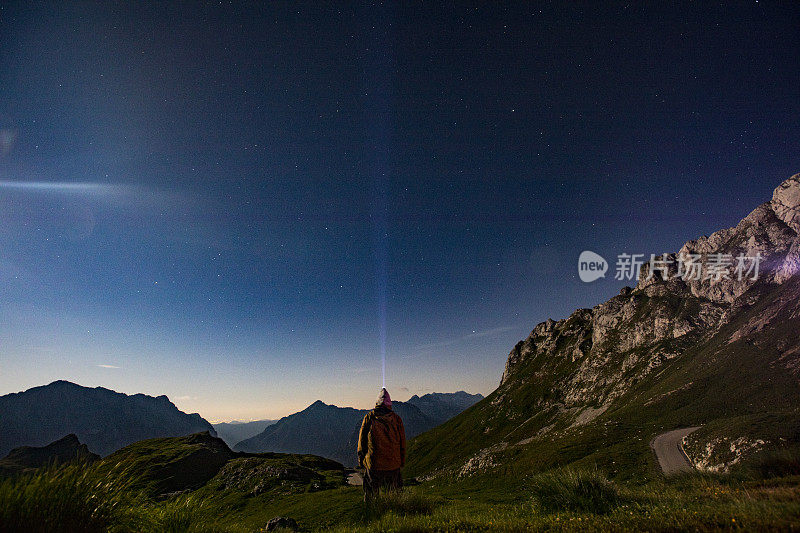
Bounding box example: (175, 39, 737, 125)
(651, 427, 701, 475)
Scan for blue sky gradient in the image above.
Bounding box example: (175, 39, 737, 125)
(0, 2, 798, 420)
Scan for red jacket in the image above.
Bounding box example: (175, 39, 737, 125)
(357, 406, 406, 471)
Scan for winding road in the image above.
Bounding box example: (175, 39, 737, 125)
(651, 427, 701, 475)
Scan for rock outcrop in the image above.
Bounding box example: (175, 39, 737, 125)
(266, 517, 299, 531)
(772, 173, 800, 233)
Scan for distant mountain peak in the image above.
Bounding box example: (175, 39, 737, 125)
(235, 391, 483, 466)
(55, 433, 80, 445)
(47, 379, 78, 388)
(0, 381, 217, 457)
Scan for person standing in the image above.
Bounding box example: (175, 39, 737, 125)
(357, 388, 406, 501)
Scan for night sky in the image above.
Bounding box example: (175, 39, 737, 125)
(0, 2, 798, 421)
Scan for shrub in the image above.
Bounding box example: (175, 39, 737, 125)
(529, 467, 621, 514)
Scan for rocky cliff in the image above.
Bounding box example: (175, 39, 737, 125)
(500, 174, 800, 407)
(408, 174, 800, 480)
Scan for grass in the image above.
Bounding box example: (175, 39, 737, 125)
(145, 495, 214, 533)
(529, 467, 622, 514)
(2, 458, 800, 532)
(327, 471, 800, 532)
(363, 487, 437, 520)
(0, 461, 234, 533)
(0, 462, 145, 533)
(747, 448, 800, 479)
(98, 432, 232, 497)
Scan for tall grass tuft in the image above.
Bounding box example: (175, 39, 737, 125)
(364, 488, 435, 519)
(0, 462, 145, 533)
(146, 494, 223, 533)
(529, 467, 622, 514)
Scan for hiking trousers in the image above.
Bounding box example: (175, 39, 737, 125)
(363, 468, 402, 501)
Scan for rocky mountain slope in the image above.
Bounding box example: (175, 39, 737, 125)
(407, 174, 800, 481)
(0, 380, 217, 457)
(235, 392, 483, 466)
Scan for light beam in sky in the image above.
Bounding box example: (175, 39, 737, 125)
(372, 171, 388, 390)
(376, 243, 387, 389)
(0, 181, 121, 193)
(364, 4, 395, 391)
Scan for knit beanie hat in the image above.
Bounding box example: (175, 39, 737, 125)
(376, 387, 392, 408)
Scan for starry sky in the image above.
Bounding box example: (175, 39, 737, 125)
(0, 2, 798, 421)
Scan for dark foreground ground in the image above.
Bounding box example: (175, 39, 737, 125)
(2, 458, 799, 532)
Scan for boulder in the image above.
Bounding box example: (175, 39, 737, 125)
(266, 516, 298, 531)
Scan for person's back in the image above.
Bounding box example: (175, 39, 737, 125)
(357, 388, 405, 500)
